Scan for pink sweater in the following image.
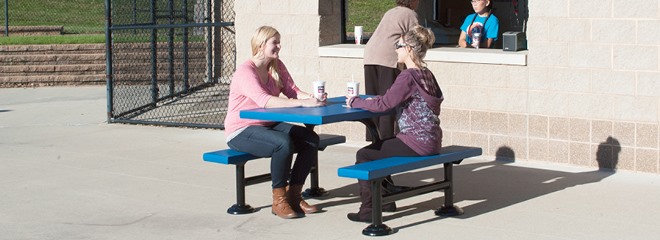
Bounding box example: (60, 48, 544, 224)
(224, 59, 301, 139)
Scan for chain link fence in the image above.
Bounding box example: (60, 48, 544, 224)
(107, 0, 235, 129)
(1, 0, 235, 129)
(1, 0, 105, 36)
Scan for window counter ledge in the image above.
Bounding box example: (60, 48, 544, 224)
(319, 44, 527, 66)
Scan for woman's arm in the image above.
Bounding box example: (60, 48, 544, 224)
(265, 96, 322, 108)
(235, 61, 323, 109)
(351, 72, 415, 112)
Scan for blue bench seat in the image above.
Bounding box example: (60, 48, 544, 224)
(204, 134, 346, 214)
(204, 133, 347, 165)
(337, 145, 482, 236)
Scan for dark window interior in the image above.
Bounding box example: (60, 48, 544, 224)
(343, 0, 528, 48)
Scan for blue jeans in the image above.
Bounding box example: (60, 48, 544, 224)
(227, 122, 319, 188)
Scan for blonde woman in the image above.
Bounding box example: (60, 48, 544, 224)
(224, 26, 325, 219)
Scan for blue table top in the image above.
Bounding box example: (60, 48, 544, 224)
(240, 96, 388, 125)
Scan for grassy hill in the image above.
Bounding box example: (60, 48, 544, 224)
(0, 0, 391, 45)
(2, 0, 105, 34)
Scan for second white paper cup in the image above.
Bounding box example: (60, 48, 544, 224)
(347, 82, 360, 97)
(313, 81, 325, 99)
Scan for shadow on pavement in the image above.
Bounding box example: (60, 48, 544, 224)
(318, 136, 622, 231)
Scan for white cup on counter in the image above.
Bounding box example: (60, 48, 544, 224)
(354, 26, 363, 45)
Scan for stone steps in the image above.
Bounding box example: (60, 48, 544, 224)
(0, 75, 105, 86)
(0, 43, 209, 87)
(0, 44, 105, 86)
(0, 26, 64, 36)
(0, 64, 106, 76)
(0, 44, 106, 55)
(0, 53, 106, 66)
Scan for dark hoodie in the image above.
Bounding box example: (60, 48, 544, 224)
(352, 68, 444, 155)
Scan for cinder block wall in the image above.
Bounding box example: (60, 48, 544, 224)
(234, 0, 328, 93)
(507, 0, 658, 173)
(235, 0, 660, 174)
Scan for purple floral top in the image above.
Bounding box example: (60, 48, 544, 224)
(352, 68, 444, 155)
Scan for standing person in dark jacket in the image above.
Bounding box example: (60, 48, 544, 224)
(345, 25, 443, 223)
(362, 0, 420, 141)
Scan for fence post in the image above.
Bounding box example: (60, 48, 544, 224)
(106, 0, 114, 122)
(150, 0, 158, 106)
(212, 0, 221, 84)
(4, 0, 8, 36)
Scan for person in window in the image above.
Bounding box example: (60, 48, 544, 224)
(458, 0, 499, 48)
(345, 26, 443, 223)
(224, 26, 326, 219)
(363, 0, 420, 141)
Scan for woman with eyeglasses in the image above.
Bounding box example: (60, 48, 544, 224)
(458, 0, 500, 48)
(362, 0, 420, 142)
(345, 25, 443, 223)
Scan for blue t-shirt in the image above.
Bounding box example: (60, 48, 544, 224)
(460, 13, 499, 46)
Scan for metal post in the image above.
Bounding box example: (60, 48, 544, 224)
(212, 0, 221, 85)
(434, 162, 464, 216)
(226, 164, 256, 215)
(363, 179, 392, 236)
(4, 0, 9, 36)
(206, 0, 213, 83)
(132, 0, 137, 34)
(167, 0, 175, 97)
(105, 0, 114, 122)
(182, 0, 190, 91)
(150, 0, 159, 105)
(340, 0, 346, 43)
(444, 163, 453, 206)
(235, 164, 247, 207)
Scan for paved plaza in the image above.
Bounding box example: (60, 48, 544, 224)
(2, 86, 660, 240)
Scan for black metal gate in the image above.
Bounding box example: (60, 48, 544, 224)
(105, 0, 234, 129)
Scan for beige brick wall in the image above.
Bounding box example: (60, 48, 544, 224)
(234, 0, 324, 91)
(234, 0, 660, 174)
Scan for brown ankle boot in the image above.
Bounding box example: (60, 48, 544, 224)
(287, 184, 320, 214)
(272, 187, 300, 219)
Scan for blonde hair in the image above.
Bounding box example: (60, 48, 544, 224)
(402, 25, 435, 69)
(251, 26, 282, 87)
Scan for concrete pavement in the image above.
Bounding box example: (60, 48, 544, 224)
(2, 86, 660, 240)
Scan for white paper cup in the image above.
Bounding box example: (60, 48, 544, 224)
(354, 26, 363, 45)
(347, 82, 360, 97)
(313, 81, 325, 99)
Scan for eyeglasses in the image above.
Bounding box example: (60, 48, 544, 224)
(395, 42, 408, 49)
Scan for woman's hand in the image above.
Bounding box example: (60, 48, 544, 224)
(300, 97, 325, 107)
(345, 95, 357, 108)
(314, 92, 328, 102)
